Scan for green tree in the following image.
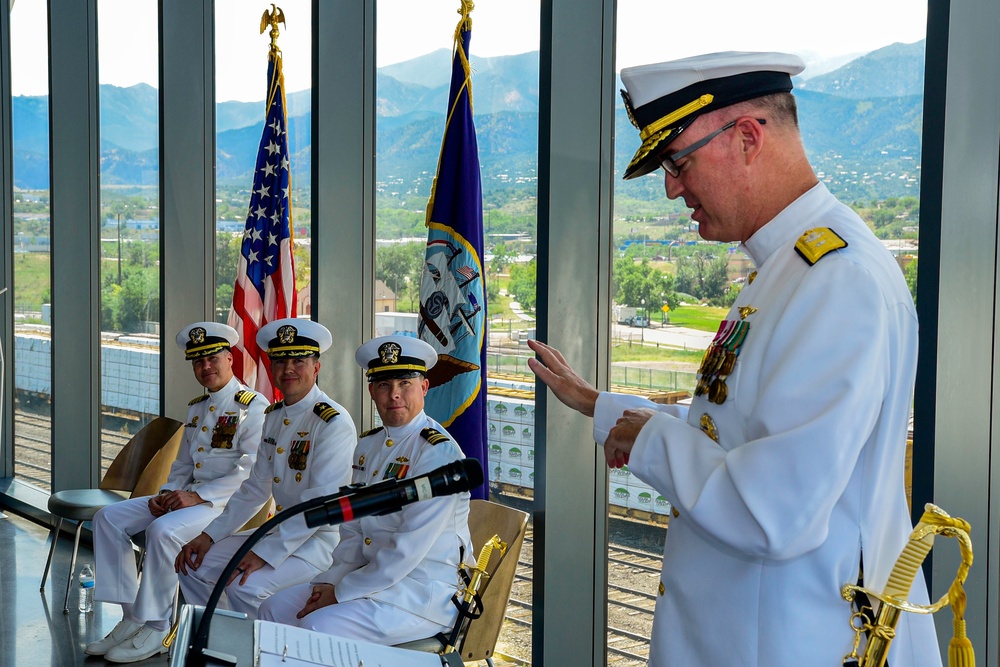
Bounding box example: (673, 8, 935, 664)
(904, 257, 918, 305)
(701, 254, 730, 300)
(490, 241, 514, 274)
(508, 260, 536, 312)
(613, 257, 674, 309)
(376, 242, 424, 312)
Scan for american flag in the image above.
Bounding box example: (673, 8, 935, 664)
(227, 48, 296, 402)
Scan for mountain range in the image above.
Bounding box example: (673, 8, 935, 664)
(11, 40, 926, 203)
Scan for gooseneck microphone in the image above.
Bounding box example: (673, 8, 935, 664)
(304, 457, 484, 528)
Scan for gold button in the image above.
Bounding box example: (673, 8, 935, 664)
(275, 505, 283, 512)
(295, 472, 302, 482)
(277, 447, 284, 454)
(364, 537, 372, 545)
(658, 582, 665, 596)
(198, 447, 204, 452)
(201, 426, 208, 432)
(672, 507, 680, 518)
(209, 406, 216, 412)
(283, 419, 290, 426)
(274, 476, 280, 483)
(195, 462, 202, 469)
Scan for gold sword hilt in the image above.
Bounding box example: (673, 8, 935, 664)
(841, 503, 974, 667)
(463, 534, 507, 605)
(162, 618, 180, 649)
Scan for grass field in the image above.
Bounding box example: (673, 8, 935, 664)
(663, 304, 728, 332)
(611, 342, 704, 365)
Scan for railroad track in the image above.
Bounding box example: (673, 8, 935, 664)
(12, 409, 134, 491)
(495, 530, 659, 666)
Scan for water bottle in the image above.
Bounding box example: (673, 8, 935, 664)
(78, 563, 95, 613)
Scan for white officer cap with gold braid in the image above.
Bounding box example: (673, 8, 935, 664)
(620, 51, 805, 180)
(355, 335, 437, 382)
(175, 321, 238, 360)
(257, 318, 332, 359)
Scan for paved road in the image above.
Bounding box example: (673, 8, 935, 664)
(613, 322, 715, 351)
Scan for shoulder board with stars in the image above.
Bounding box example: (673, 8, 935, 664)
(264, 400, 284, 415)
(188, 394, 209, 406)
(234, 390, 256, 407)
(795, 227, 847, 266)
(360, 426, 384, 438)
(420, 428, 450, 446)
(314, 402, 341, 422)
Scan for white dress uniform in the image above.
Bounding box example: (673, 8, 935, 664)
(259, 410, 473, 645)
(93, 375, 265, 624)
(594, 183, 940, 667)
(179, 382, 357, 617)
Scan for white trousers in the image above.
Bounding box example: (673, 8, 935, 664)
(92, 496, 222, 624)
(178, 533, 321, 619)
(258, 583, 454, 646)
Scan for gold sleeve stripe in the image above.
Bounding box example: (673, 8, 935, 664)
(420, 427, 450, 445)
(313, 402, 341, 422)
(234, 390, 256, 405)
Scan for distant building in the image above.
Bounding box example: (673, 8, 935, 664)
(296, 279, 396, 317)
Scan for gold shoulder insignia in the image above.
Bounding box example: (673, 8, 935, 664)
(314, 402, 340, 422)
(264, 400, 284, 415)
(360, 426, 385, 438)
(188, 394, 209, 406)
(234, 390, 256, 407)
(421, 427, 450, 446)
(795, 227, 847, 266)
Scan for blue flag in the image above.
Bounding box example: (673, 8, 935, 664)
(418, 10, 488, 500)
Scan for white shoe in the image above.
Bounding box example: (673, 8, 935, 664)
(104, 624, 169, 663)
(84, 619, 143, 656)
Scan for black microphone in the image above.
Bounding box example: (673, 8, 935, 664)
(304, 457, 484, 528)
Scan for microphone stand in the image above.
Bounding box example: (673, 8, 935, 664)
(185, 487, 356, 666)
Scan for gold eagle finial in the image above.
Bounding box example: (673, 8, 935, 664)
(260, 4, 286, 53)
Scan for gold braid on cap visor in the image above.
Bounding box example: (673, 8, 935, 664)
(627, 94, 715, 173)
(267, 344, 321, 357)
(185, 342, 230, 360)
(366, 363, 427, 378)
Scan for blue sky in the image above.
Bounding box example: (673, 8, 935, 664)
(10, 0, 927, 101)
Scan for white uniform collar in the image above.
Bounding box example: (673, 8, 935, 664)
(207, 375, 241, 401)
(382, 410, 428, 443)
(282, 383, 322, 416)
(741, 182, 838, 268)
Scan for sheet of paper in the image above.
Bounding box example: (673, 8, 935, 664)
(254, 620, 443, 667)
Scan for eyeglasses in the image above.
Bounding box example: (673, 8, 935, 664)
(659, 118, 766, 178)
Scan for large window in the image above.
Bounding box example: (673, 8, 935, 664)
(376, 2, 539, 662)
(97, 0, 160, 476)
(609, 3, 928, 661)
(10, 0, 52, 490)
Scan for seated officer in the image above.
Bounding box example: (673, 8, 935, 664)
(258, 335, 473, 646)
(86, 322, 265, 663)
(175, 318, 357, 619)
